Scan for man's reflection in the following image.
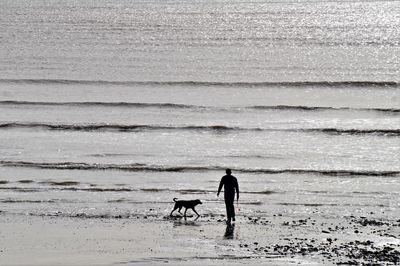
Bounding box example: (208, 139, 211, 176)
(224, 223, 235, 239)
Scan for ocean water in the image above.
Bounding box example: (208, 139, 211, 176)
(0, 0, 399, 222)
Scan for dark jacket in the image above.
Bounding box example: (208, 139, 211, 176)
(218, 174, 239, 200)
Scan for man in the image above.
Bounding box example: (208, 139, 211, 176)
(217, 169, 239, 224)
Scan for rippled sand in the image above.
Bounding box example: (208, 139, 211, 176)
(1, 209, 399, 265)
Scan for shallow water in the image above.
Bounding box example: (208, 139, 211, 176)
(0, 0, 399, 229)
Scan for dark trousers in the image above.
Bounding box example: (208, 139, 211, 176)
(224, 195, 235, 222)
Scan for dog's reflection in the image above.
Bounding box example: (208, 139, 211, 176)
(172, 216, 200, 227)
(224, 223, 235, 239)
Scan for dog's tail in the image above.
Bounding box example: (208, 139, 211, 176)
(173, 198, 178, 202)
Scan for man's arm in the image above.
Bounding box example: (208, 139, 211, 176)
(235, 178, 239, 201)
(217, 177, 224, 196)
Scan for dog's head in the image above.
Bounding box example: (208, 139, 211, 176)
(195, 199, 202, 205)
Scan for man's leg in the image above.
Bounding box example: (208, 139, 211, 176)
(225, 196, 234, 223)
(225, 200, 231, 222)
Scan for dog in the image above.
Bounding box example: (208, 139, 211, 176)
(170, 198, 202, 218)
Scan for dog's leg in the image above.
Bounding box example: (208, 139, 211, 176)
(178, 206, 183, 214)
(183, 208, 188, 218)
(170, 205, 178, 216)
(192, 208, 200, 217)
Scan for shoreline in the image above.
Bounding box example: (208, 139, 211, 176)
(1, 211, 399, 266)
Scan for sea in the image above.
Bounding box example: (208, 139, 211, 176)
(0, 0, 399, 223)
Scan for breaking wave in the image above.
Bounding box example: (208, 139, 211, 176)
(38, 181, 80, 186)
(250, 105, 400, 113)
(0, 100, 195, 109)
(1, 160, 398, 177)
(0, 199, 68, 203)
(0, 122, 256, 132)
(1, 78, 399, 88)
(303, 128, 400, 136)
(0, 122, 399, 136)
(0, 101, 399, 114)
(0, 184, 277, 195)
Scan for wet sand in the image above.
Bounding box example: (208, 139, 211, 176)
(0, 210, 399, 265)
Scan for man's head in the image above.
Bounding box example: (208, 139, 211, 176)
(226, 168, 232, 175)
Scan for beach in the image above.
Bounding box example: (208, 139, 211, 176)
(1, 206, 399, 265)
(1, 0, 399, 265)
(1, 166, 399, 265)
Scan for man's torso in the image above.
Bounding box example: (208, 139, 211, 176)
(222, 175, 237, 195)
